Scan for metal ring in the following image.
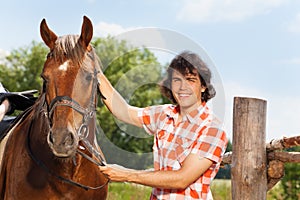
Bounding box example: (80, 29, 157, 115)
(78, 124, 89, 139)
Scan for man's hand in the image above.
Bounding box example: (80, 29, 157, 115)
(99, 164, 134, 182)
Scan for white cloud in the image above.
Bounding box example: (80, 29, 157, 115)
(222, 81, 300, 142)
(94, 22, 140, 37)
(287, 13, 300, 33)
(267, 96, 300, 141)
(177, 0, 287, 23)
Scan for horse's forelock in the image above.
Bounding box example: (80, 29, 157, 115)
(53, 35, 85, 65)
(51, 34, 102, 73)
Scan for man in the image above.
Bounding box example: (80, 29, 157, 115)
(97, 51, 228, 199)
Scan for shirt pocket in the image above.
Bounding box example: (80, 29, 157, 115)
(177, 131, 199, 148)
(155, 121, 173, 149)
(174, 132, 199, 163)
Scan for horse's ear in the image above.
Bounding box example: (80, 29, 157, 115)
(40, 19, 58, 49)
(79, 16, 93, 50)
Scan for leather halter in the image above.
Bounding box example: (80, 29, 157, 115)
(27, 51, 109, 190)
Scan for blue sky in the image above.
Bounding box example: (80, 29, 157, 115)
(0, 0, 300, 141)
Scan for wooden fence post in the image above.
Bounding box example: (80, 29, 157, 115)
(231, 97, 268, 200)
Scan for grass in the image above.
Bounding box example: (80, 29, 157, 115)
(211, 179, 232, 200)
(107, 182, 152, 200)
(107, 180, 284, 200)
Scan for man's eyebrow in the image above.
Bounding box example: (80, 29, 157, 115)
(185, 75, 198, 79)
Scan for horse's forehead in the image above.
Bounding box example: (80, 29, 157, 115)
(44, 36, 95, 74)
(44, 60, 79, 77)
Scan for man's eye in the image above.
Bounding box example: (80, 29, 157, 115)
(187, 78, 196, 82)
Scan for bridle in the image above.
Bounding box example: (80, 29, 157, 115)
(47, 67, 99, 146)
(46, 66, 107, 166)
(26, 51, 109, 190)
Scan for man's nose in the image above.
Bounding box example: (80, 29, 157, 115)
(180, 80, 189, 90)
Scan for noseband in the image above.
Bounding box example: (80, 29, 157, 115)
(27, 54, 109, 190)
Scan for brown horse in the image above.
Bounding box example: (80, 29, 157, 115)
(0, 16, 109, 199)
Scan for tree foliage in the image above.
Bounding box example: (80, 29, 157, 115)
(0, 41, 47, 92)
(280, 146, 300, 199)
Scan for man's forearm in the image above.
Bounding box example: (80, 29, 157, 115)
(128, 168, 189, 189)
(103, 164, 189, 189)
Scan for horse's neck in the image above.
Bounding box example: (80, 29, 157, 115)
(0, 109, 32, 171)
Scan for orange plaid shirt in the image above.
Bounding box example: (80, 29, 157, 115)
(138, 103, 228, 200)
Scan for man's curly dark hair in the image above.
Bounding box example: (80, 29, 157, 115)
(160, 50, 216, 104)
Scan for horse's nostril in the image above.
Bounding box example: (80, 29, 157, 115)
(64, 132, 75, 146)
(48, 132, 54, 144)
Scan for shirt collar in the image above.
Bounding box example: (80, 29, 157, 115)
(167, 102, 209, 124)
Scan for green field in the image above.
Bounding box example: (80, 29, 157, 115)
(107, 179, 282, 200)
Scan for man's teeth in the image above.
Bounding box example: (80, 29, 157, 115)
(179, 94, 190, 97)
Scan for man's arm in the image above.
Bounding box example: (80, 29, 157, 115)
(99, 154, 213, 189)
(97, 73, 143, 128)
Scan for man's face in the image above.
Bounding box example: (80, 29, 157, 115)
(171, 69, 205, 113)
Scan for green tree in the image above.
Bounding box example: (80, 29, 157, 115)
(0, 41, 47, 91)
(281, 146, 300, 200)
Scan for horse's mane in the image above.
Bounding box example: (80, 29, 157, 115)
(52, 35, 84, 65)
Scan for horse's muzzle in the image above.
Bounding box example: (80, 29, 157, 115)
(47, 127, 79, 158)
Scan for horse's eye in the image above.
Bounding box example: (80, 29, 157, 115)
(86, 74, 92, 81)
(47, 52, 53, 59)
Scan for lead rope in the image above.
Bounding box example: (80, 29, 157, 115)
(77, 137, 106, 166)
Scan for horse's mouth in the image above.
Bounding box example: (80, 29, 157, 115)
(47, 131, 79, 158)
(50, 145, 77, 158)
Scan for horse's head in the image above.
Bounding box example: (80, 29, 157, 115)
(40, 16, 101, 158)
